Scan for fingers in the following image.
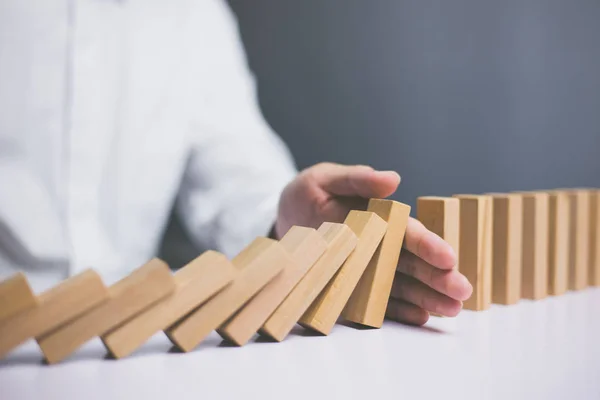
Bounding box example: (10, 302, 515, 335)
(386, 298, 429, 326)
(391, 273, 463, 317)
(309, 163, 400, 199)
(397, 251, 473, 301)
(403, 218, 456, 270)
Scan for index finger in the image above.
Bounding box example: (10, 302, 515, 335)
(402, 217, 456, 270)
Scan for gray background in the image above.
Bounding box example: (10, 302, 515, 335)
(227, 0, 600, 210)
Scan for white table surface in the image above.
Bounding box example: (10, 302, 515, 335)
(1, 288, 599, 400)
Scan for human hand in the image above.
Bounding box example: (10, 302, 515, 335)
(275, 162, 472, 325)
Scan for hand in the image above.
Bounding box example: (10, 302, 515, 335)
(275, 162, 472, 325)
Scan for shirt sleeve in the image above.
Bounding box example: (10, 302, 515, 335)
(175, 0, 298, 259)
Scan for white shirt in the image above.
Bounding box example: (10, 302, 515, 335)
(0, 0, 297, 288)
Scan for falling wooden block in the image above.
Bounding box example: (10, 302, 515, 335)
(166, 238, 286, 352)
(299, 210, 387, 335)
(519, 192, 549, 300)
(566, 190, 590, 290)
(260, 223, 357, 342)
(101, 252, 236, 359)
(0, 269, 108, 359)
(547, 191, 570, 295)
(342, 199, 411, 328)
(488, 193, 523, 305)
(37, 259, 175, 364)
(453, 195, 493, 311)
(0, 273, 37, 325)
(590, 190, 600, 287)
(217, 227, 327, 346)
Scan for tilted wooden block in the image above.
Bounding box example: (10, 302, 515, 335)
(489, 193, 523, 305)
(547, 191, 570, 295)
(566, 190, 590, 290)
(260, 223, 357, 342)
(38, 259, 175, 364)
(0, 273, 37, 325)
(101, 251, 236, 359)
(217, 227, 327, 346)
(299, 210, 387, 335)
(453, 195, 493, 311)
(590, 190, 600, 286)
(342, 199, 411, 328)
(166, 238, 286, 352)
(519, 192, 549, 300)
(0, 269, 108, 359)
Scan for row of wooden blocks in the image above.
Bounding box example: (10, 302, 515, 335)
(0, 199, 412, 364)
(417, 189, 600, 311)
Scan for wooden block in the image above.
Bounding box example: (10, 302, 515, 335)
(0, 269, 108, 359)
(37, 258, 175, 364)
(342, 199, 411, 328)
(415, 196, 460, 263)
(547, 191, 570, 295)
(566, 190, 590, 290)
(299, 210, 387, 335)
(590, 190, 600, 286)
(217, 227, 327, 346)
(453, 195, 493, 311)
(0, 273, 37, 324)
(488, 193, 523, 305)
(260, 223, 357, 342)
(519, 192, 549, 300)
(165, 238, 286, 352)
(101, 252, 236, 359)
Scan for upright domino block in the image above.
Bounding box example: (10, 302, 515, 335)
(548, 191, 570, 295)
(0, 269, 108, 359)
(566, 190, 590, 290)
(299, 210, 387, 335)
(218, 227, 327, 346)
(102, 251, 236, 359)
(453, 195, 492, 311)
(342, 199, 410, 328)
(489, 193, 523, 305)
(260, 223, 357, 342)
(38, 259, 175, 364)
(590, 190, 600, 286)
(520, 192, 549, 300)
(0, 273, 37, 324)
(166, 238, 286, 352)
(415, 196, 460, 262)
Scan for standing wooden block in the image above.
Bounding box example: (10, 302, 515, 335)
(453, 195, 493, 311)
(217, 227, 327, 346)
(547, 191, 570, 295)
(0, 273, 37, 324)
(299, 210, 387, 335)
(260, 223, 357, 342)
(0, 269, 108, 359)
(38, 259, 175, 364)
(415, 196, 460, 262)
(520, 192, 549, 300)
(165, 238, 286, 352)
(590, 190, 600, 286)
(101, 252, 236, 359)
(567, 190, 590, 290)
(342, 199, 411, 328)
(489, 193, 523, 305)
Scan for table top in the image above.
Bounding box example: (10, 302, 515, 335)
(1, 288, 599, 400)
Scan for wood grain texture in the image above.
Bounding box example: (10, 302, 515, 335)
(567, 190, 590, 290)
(0, 273, 37, 325)
(548, 191, 570, 295)
(165, 238, 285, 352)
(101, 251, 236, 359)
(519, 192, 549, 300)
(38, 259, 175, 364)
(453, 195, 492, 311)
(591, 190, 600, 286)
(0, 269, 108, 359)
(217, 227, 326, 346)
(342, 199, 411, 328)
(299, 211, 387, 335)
(259, 223, 357, 342)
(489, 193, 523, 305)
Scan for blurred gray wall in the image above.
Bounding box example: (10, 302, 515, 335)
(228, 0, 600, 209)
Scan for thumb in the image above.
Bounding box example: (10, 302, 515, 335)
(310, 163, 401, 199)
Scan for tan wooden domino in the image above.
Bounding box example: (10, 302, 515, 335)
(0, 272, 37, 325)
(547, 191, 570, 295)
(519, 192, 549, 300)
(590, 190, 600, 286)
(566, 190, 591, 290)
